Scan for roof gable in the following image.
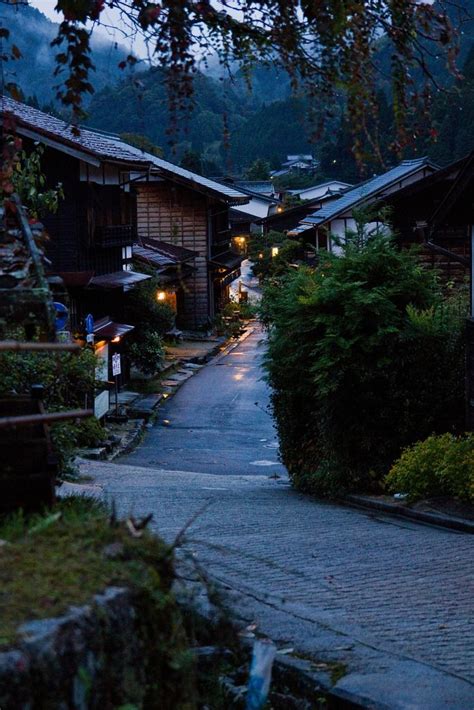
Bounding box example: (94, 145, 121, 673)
(1, 97, 248, 205)
(300, 158, 439, 228)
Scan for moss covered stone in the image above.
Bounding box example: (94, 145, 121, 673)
(0, 498, 196, 708)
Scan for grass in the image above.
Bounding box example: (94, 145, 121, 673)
(0, 496, 174, 647)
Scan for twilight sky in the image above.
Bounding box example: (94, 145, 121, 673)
(29, 0, 149, 56)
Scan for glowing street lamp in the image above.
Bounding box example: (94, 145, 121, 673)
(271, 246, 279, 258)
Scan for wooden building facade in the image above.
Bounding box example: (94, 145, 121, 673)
(2, 96, 248, 333)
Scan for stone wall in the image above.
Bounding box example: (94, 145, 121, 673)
(0, 586, 193, 709)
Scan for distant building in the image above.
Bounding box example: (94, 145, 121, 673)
(259, 180, 351, 238)
(231, 180, 276, 198)
(284, 180, 352, 202)
(218, 179, 282, 245)
(288, 158, 438, 252)
(271, 154, 319, 179)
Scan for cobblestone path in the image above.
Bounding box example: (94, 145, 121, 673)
(79, 328, 474, 708)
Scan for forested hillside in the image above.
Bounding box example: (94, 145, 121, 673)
(0, 3, 128, 105)
(3, 1, 474, 181)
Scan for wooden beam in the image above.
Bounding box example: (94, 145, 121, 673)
(425, 241, 470, 267)
(0, 408, 93, 429)
(0, 341, 81, 352)
(18, 127, 102, 167)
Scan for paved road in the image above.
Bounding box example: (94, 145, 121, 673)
(121, 326, 287, 478)
(80, 327, 474, 708)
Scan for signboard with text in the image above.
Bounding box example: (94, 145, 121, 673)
(112, 353, 121, 377)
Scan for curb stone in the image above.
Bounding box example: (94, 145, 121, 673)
(175, 564, 474, 710)
(75, 462, 474, 709)
(343, 494, 474, 534)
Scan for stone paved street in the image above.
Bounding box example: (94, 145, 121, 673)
(79, 326, 474, 708)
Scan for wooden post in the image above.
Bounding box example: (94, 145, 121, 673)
(467, 226, 474, 430)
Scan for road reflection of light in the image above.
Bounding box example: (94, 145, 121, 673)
(233, 367, 249, 381)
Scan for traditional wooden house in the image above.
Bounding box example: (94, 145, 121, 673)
(2, 97, 248, 416)
(378, 153, 474, 287)
(2, 97, 248, 327)
(259, 182, 351, 235)
(288, 158, 438, 251)
(377, 152, 474, 429)
(132, 239, 198, 324)
(132, 171, 247, 328)
(224, 183, 281, 246)
(271, 154, 319, 179)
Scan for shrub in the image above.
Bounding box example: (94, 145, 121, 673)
(386, 433, 474, 502)
(46, 417, 106, 474)
(127, 331, 165, 376)
(263, 235, 467, 496)
(0, 345, 98, 473)
(125, 273, 175, 336)
(0, 347, 96, 410)
(124, 271, 174, 376)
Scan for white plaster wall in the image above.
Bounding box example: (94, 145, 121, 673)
(232, 197, 270, 219)
(299, 181, 350, 201)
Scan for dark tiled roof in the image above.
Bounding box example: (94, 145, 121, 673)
(133, 245, 173, 268)
(301, 158, 439, 228)
(56, 271, 94, 287)
(139, 239, 198, 263)
(288, 180, 353, 197)
(232, 181, 274, 196)
(93, 317, 134, 340)
(2, 96, 149, 166)
(1, 97, 249, 204)
(210, 251, 243, 270)
(88, 270, 150, 289)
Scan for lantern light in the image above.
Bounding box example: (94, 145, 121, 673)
(157, 291, 166, 301)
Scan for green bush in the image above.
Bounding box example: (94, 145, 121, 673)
(250, 231, 304, 280)
(238, 301, 258, 319)
(124, 270, 174, 375)
(125, 272, 175, 336)
(386, 433, 474, 502)
(48, 417, 106, 473)
(263, 235, 467, 496)
(127, 331, 165, 376)
(0, 348, 96, 410)
(0, 345, 98, 473)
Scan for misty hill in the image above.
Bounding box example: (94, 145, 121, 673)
(86, 68, 313, 172)
(0, 3, 128, 105)
(3, 1, 474, 179)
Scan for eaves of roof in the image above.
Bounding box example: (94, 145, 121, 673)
(1, 97, 249, 205)
(375, 153, 471, 207)
(300, 158, 439, 228)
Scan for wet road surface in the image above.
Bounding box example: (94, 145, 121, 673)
(121, 325, 287, 478)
